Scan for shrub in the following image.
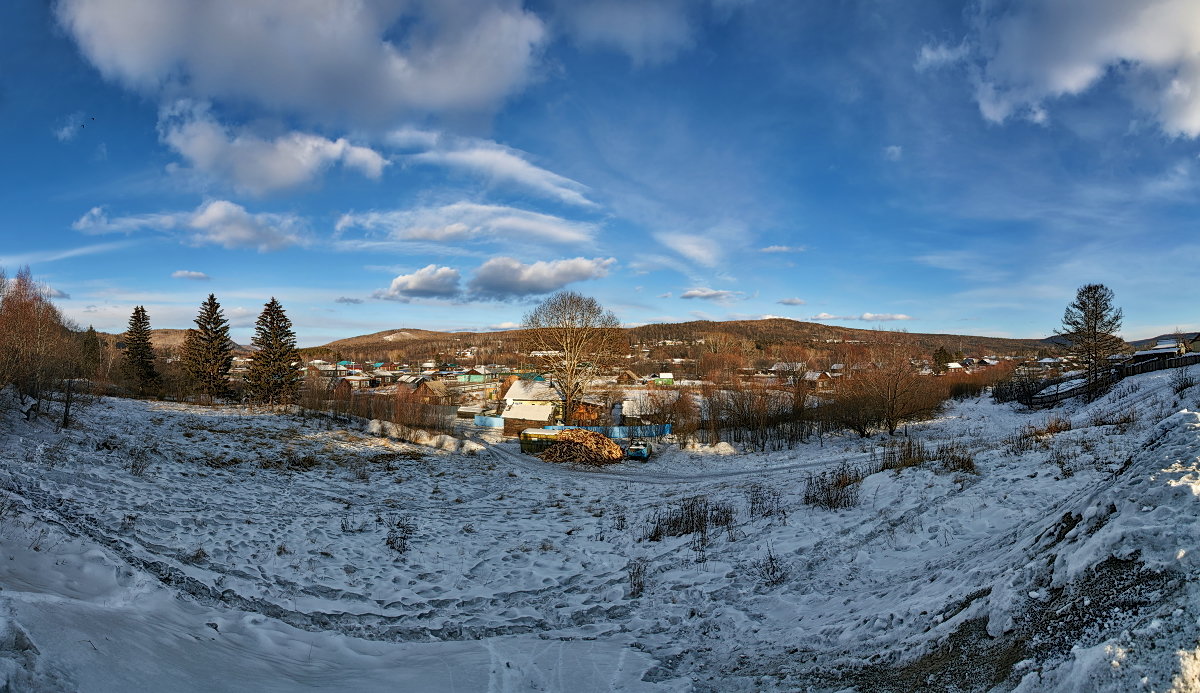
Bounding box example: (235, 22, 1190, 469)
(878, 439, 930, 471)
(746, 484, 786, 522)
(385, 515, 417, 554)
(1170, 367, 1195, 395)
(627, 558, 649, 598)
(803, 462, 866, 510)
(642, 496, 735, 550)
(936, 442, 976, 474)
(749, 544, 789, 587)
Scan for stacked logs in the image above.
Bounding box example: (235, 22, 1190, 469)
(538, 429, 624, 465)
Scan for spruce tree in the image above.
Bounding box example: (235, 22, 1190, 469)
(182, 294, 233, 404)
(245, 298, 300, 406)
(121, 306, 159, 396)
(931, 346, 953, 373)
(78, 325, 103, 379)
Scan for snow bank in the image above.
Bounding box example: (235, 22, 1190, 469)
(365, 418, 466, 452)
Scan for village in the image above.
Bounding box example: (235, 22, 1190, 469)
(272, 330, 1200, 456)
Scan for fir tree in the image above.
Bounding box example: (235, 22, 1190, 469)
(121, 305, 159, 396)
(182, 294, 234, 404)
(931, 346, 953, 373)
(78, 325, 103, 379)
(245, 298, 300, 406)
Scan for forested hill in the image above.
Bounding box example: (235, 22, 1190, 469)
(302, 318, 1053, 362)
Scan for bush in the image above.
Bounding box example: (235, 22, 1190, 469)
(642, 496, 736, 550)
(1170, 367, 1195, 394)
(878, 439, 930, 471)
(936, 442, 976, 474)
(746, 483, 786, 522)
(385, 515, 417, 554)
(627, 558, 649, 598)
(748, 544, 789, 587)
(803, 462, 866, 510)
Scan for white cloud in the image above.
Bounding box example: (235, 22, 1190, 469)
(386, 127, 442, 150)
(73, 201, 304, 251)
(44, 287, 70, 299)
(334, 297, 364, 305)
(884, 145, 903, 161)
(810, 312, 914, 321)
(54, 111, 86, 142)
(55, 0, 547, 121)
(679, 287, 743, 303)
(159, 102, 387, 195)
(376, 264, 462, 301)
(410, 144, 594, 207)
(487, 321, 521, 330)
(171, 270, 211, 280)
(914, 42, 969, 71)
(654, 232, 721, 267)
(468, 256, 615, 298)
(0, 240, 134, 267)
(760, 245, 805, 253)
(777, 297, 806, 305)
(336, 202, 594, 246)
(555, 0, 694, 65)
(971, 0, 1200, 136)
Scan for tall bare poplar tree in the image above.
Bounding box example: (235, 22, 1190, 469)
(245, 297, 300, 406)
(1057, 283, 1124, 400)
(182, 294, 233, 404)
(522, 291, 621, 425)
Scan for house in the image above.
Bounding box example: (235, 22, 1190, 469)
(331, 375, 374, 397)
(801, 370, 834, 391)
(1035, 357, 1061, 371)
(648, 372, 674, 386)
(503, 379, 563, 407)
(769, 362, 806, 373)
(944, 362, 965, 373)
(501, 403, 555, 436)
(456, 367, 493, 383)
(413, 380, 453, 405)
(616, 370, 641, 385)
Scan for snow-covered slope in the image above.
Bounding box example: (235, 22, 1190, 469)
(0, 371, 1197, 691)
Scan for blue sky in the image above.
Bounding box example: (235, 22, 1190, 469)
(3, 0, 1200, 346)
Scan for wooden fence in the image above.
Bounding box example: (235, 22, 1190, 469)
(1027, 352, 1200, 407)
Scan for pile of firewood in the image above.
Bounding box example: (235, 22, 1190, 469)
(538, 429, 624, 465)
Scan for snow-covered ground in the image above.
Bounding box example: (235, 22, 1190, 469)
(1, 371, 1198, 691)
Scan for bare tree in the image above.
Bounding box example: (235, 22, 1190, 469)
(522, 291, 622, 425)
(833, 343, 943, 436)
(1057, 283, 1125, 401)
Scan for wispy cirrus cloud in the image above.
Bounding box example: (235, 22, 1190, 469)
(336, 202, 595, 246)
(409, 143, 595, 207)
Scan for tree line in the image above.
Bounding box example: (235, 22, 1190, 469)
(0, 265, 306, 418)
(120, 294, 303, 406)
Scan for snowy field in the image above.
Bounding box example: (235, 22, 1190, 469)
(1, 371, 1199, 691)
